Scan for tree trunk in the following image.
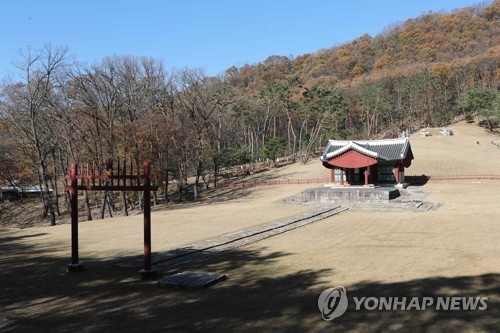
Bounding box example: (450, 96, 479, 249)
(298, 119, 306, 161)
(57, 149, 70, 211)
(121, 191, 129, 216)
(139, 191, 144, 211)
(287, 112, 297, 162)
(51, 151, 61, 217)
(48, 173, 61, 217)
(301, 121, 323, 164)
(487, 118, 493, 131)
(193, 161, 202, 201)
(99, 191, 108, 219)
(164, 168, 169, 203)
(213, 157, 219, 189)
(84, 190, 92, 221)
(107, 197, 114, 218)
(40, 163, 56, 226)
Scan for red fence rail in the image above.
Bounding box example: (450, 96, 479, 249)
(218, 174, 500, 188)
(219, 178, 330, 188)
(406, 174, 500, 181)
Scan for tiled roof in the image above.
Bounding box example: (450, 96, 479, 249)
(321, 138, 412, 162)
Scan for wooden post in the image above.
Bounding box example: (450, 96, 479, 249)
(67, 163, 83, 271)
(364, 167, 369, 186)
(330, 169, 335, 183)
(394, 164, 400, 183)
(140, 162, 157, 279)
(340, 168, 344, 186)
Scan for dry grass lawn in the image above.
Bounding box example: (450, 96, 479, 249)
(1, 122, 499, 332)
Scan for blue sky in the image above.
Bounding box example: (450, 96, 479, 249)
(0, 0, 482, 79)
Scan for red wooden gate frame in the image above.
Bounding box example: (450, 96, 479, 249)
(65, 161, 158, 279)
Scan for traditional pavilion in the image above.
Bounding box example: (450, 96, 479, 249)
(320, 137, 414, 186)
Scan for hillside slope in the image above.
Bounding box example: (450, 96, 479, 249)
(244, 122, 500, 180)
(229, 1, 499, 86)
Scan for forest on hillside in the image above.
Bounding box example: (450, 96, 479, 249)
(0, 1, 499, 224)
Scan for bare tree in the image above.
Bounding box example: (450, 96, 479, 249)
(176, 68, 223, 200)
(68, 58, 123, 218)
(0, 44, 69, 225)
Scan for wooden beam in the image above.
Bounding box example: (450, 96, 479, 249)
(65, 185, 158, 192)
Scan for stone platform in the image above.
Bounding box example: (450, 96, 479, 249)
(299, 186, 400, 203)
(285, 186, 436, 212)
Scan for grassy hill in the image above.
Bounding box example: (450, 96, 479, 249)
(242, 121, 500, 180)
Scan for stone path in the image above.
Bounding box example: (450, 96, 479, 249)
(115, 206, 347, 270)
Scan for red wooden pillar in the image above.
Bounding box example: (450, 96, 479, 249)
(140, 162, 157, 279)
(340, 168, 344, 186)
(394, 164, 400, 183)
(364, 167, 369, 186)
(330, 168, 335, 183)
(67, 163, 83, 271)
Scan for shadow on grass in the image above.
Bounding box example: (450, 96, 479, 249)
(405, 175, 429, 186)
(243, 171, 306, 182)
(478, 119, 499, 131)
(0, 230, 498, 332)
(158, 187, 258, 211)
